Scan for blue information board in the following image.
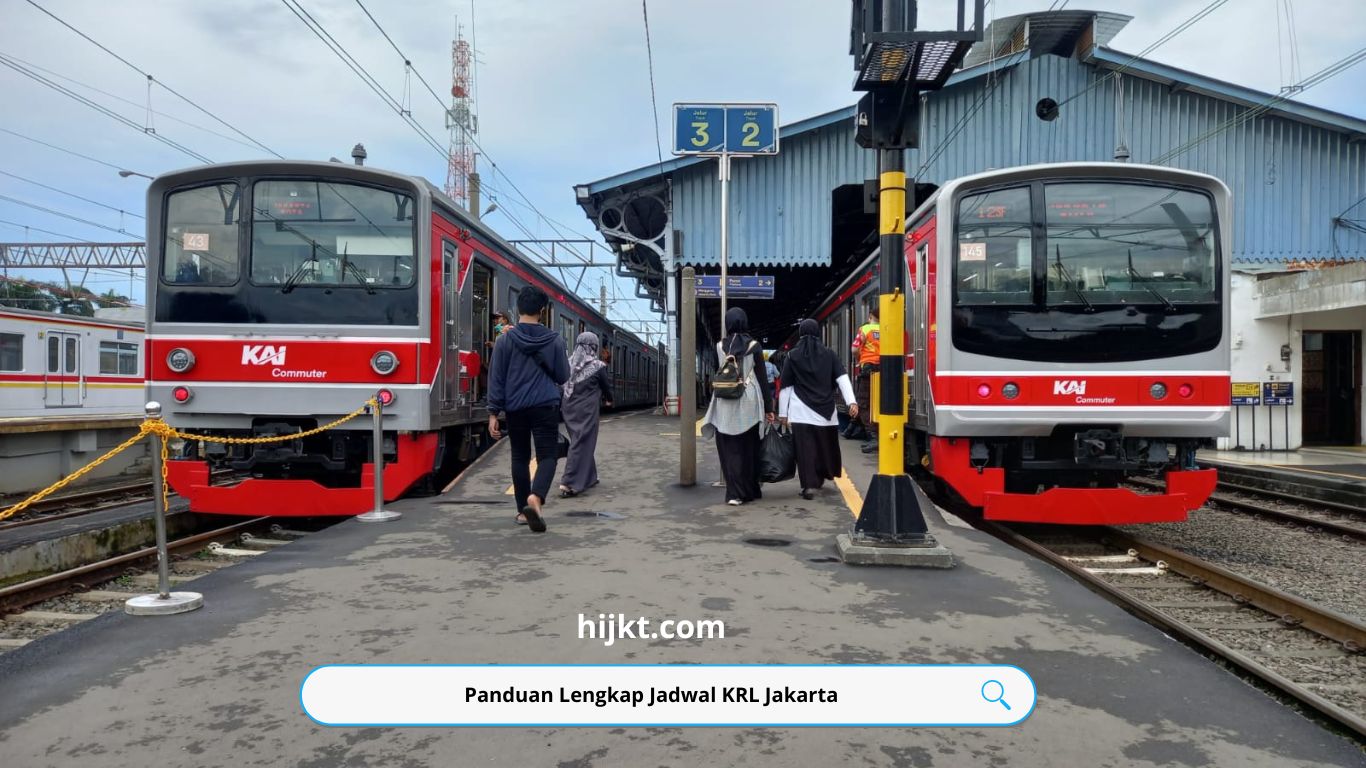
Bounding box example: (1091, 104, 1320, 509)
(1262, 381, 1294, 406)
(673, 104, 779, 156)
(695, 275, 775, 300)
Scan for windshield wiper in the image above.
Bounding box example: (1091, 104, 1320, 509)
(341, 258, 376, 294)
(1053, 245, 1094, 313)
(1126, 248, 1176, 312)
(281, 250, 319, 294)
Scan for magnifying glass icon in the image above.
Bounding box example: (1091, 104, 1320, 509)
(981, 679, 1011, 711)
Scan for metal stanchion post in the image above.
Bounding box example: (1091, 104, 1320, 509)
(125, 401, 204, 616)
(357, 393, 401, 523)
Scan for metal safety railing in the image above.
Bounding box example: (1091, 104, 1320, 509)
(0, 394, 396, 616)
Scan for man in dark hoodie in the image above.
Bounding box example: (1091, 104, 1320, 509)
(487, 286, 570, 533)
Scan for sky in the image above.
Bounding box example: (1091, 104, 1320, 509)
(1, 0, 1363, 332)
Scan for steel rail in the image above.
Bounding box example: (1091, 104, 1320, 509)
(1127, 477, 1365, 540)
(0, 517, 267, 614)
(982, 521, 1366, 740)
(1214, 479, 1363, 517)
(0, 471, 239, 532)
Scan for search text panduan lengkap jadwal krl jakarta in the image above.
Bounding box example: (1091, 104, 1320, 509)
(465, 685, 838, 708)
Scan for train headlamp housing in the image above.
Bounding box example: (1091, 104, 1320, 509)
(1001, 382, 1020, 400)
(1150, 382, 1168, 400)
(371, 350, 398, 376)
(166, 348, 195, 373)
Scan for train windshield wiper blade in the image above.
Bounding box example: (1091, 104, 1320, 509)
(1053, 245, 1093, 312)
(280, 257, 318, 294)
(1126, 248, 1176, 312)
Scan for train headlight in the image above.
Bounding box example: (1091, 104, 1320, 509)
(166, 348, 195, 373)
(1002, 382, 1020, 400)
(371, 350, 399, 375)
(1150, 382, 1168, 400)
(172, 386, 193, 403)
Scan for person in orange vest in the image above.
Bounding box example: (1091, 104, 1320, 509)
(850, 306, 879, 453)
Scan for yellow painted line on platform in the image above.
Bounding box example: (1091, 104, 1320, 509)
(659, 432, 680, 436)
(835, 468, 863, 519)
(504, 457, 537, 495)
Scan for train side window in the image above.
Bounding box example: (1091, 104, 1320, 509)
(47, 336, 59, 373)
(99, 341, 139, 375)
(0, 333, 21, 371)
(163, 182, 241, 285)
(955, 186, 1032, 305)
(64, 337, 78, 374)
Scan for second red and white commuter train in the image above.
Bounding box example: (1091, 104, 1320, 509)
(806, 162, 1230, 524)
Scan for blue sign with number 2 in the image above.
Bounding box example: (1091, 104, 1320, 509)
(724, 107, 776, 154)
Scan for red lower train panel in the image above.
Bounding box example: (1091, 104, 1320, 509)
(929, 437, 1217, 525)
(166, 433, 440, 517)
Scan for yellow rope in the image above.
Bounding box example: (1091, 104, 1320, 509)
(0, 397, 378, 521)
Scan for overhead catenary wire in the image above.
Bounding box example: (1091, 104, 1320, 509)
(0, 170, 145, 220)
(0, 128, 127, 172)
(641, 0, 666, 170)
(0, 194, 139, 238)
(0, 54, 214, 164)
(23, 0, 281, 159)
(1150, 45, 1366, 165)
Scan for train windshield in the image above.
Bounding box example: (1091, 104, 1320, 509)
(952, 179, 1222, 363)
(1043, 183, 1216, 307)
(251, 180, 415, 289)
(156, 178, 419, 326)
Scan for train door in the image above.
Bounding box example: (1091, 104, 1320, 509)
(44, 329, 81, 408)
(1302, 330, 1362, 445)
(470, 262, 492, 400)
(441, 241, 459, 410)
(910, 219, 934, 430)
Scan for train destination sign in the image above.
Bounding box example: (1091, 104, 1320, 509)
(1262, 381, 1294, 406)
(1230, 382, 1260, 406)
(673, 104, 779, 156)
(695, 275, 775, 300)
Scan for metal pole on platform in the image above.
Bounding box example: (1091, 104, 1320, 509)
(680, 267, 697, 486)
(357, 394, 401, 523)
(718, 152, 731, 326)
(125, 401, 204, 616)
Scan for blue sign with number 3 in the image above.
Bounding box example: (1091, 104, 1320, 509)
(673, 104, 779, 156)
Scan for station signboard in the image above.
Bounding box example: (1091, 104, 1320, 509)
(695, 275, 775, 300)
(1230, 382, 1260, 406)
(1262, 381, 1294, 406)
(673, 104, 779, 156)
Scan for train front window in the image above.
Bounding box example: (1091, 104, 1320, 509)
(163, 183, 241, 285)
(1044, 183, 1217, 307)
(250, 180, 415, 288)
(955, 186, 1033, 306)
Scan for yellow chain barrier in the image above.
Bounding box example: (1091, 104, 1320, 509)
(0, 397, 377, 522)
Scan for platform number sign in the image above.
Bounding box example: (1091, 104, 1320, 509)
(673, 103, 779, 156)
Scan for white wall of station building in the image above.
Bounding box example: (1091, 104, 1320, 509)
(1224, 267, 1366, 450)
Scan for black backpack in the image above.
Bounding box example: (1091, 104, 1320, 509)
(712, 340, 756, 400)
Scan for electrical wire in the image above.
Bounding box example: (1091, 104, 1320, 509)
(0, 54, 213, 163)
(23, 0, 281, 158)
(1150, 45, 1366, 165)
(0, 170, 144, 220)
(642, 1, 665, 170)
(0, 194, 138, 238)
(0, 128, 127, 172)
(0, 217, 94, 242)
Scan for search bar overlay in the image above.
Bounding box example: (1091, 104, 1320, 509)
(301, 664, 1035, 727)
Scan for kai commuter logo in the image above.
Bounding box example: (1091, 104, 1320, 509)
(1052, 379, 1087, 396)
(242, 344, 287, 366)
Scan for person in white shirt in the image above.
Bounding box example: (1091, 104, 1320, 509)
(778, 318, 859, 500)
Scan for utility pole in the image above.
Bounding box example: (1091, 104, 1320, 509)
(839, 0, 981, 568)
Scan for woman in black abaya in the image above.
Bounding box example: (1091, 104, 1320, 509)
(778, 319, 858, 499)
(701, 307, 775, 505)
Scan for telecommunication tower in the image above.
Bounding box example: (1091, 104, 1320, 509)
(444, 20, 477, 206)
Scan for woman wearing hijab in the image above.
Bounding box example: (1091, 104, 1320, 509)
(701, 307, 775, 506)
(559, 332, 614, 497)
(779, 319, 858, 500)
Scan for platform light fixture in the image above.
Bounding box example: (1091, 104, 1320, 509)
(850, 0, 984, 91)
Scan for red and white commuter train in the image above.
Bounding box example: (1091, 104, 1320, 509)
(0, 307, 144, 417)
(144, 160, 662, 516)
(807, 162, 1230, 524)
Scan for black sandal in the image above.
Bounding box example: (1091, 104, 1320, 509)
(521, 504, 547, 533)
(515, 514, 528, 525)
(559, 489, 578, 498)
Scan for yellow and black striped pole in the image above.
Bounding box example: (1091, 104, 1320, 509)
(853, 148, 935, 545)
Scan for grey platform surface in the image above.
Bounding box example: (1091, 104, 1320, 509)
(0, 413, 1359, 767)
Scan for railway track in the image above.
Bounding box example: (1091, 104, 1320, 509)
(984, 522, 1366, 739)
(0, 471, 240, 532)
(1127, 476, 1366, 540)
(0, 520, 319, 650)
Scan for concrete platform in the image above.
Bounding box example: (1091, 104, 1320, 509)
(0, 413, 1360, 766)
(1200, 447, 1366, 507)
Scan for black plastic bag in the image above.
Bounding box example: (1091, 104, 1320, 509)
(556, 430, 571, 459)
(759, 426, 796, 484)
